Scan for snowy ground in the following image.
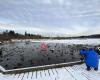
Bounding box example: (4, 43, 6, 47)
(0, 59, 100, 80)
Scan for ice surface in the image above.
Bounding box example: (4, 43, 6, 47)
(11, 39, 100, 45)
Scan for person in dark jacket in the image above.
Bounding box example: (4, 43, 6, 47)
(80, 48, 99, 71)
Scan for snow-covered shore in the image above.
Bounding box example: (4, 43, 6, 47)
(11, 38, 100, 45)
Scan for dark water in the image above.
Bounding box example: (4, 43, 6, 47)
(0, 41, 97, 70)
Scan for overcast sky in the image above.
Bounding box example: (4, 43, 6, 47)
(0, 0, 100, 37)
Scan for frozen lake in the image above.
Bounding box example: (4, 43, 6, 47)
(25, 38, 100, 45)
(0, 39, 100, 70)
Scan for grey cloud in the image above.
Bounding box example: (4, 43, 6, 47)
(0, 0, 100, 36)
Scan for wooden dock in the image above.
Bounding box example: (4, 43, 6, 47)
(0, 60, 100, 80)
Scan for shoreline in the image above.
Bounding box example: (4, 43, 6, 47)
(0, 38, 100, 45)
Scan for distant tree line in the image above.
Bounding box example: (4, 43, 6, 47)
(0, 30, 47, 41)
(0, 30, 100, 41)
(53, 34, 100, 39)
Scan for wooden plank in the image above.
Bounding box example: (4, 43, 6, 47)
(32, 71, 36, 79)
(66, 67, 88, 80)
(18, 73, 24, 80)
(57, 67, 74, 80)
(21, 72, 28, 80)
(31, 72, 34, 79)
(2, 61, 83, 74)
(27, 72, 32, 80)
(49, 69, 57, 80)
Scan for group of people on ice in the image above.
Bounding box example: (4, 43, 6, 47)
(80, 47, 100, 71)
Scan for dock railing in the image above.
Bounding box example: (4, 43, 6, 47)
(0, 60, 83, 74)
